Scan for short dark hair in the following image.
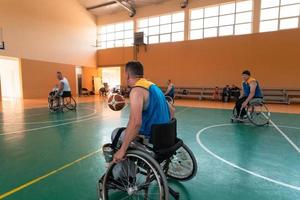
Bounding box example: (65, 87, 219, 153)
(57, 71, 62, 74)
(125, 61, 144, 77)
(242, 70, 251, 76)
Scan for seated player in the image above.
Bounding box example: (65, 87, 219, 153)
(222, 85, 231, 102)
(230, 84, 240, 101)
(49, 84, 59, 97)
(235, 70, 263, 119)
(212, 87, 220, 101)
(165, 79, 175, 100)
(54, 71, 72, 99)
(112, 61, 175, 163)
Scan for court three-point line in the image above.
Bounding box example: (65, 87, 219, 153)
(263, 113, 300, 154)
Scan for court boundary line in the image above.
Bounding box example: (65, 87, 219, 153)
(0, 149, 101, 199)
(0, 114, 105, 136)
(0, 107, 97, 125)
(196, 123, 300, 192)
(262, 113, 300, 154)
(175, 107, 190, 115)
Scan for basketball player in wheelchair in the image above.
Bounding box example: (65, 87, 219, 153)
(231, 70, 270, 126)
(48, 71, 76, 112)
(99, 61, 197, 200)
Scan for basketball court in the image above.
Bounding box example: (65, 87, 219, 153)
(1, 0, 300, 199)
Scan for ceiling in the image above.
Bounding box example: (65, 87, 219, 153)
(78, 0, 175, 16)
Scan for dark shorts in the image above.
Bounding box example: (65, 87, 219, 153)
(61, 91, 72, 97)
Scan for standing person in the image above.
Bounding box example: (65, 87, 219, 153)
(222, 85, 231, 102)
(165, 79, 175, 100)
(235, 70, 263, 119)
(112, 61, 175, 163)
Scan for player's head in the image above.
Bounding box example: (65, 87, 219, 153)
(125, 61, 144, 87)
(167, 79, 171, 84)
(242, 70, 251, 81)
(57, 71, 63, 80)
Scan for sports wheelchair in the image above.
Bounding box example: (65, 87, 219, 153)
(231, 98, 271, 126)
(98, 118, 197, 200)
(48, 91, 77, 112)
(165, 95, 174, 105)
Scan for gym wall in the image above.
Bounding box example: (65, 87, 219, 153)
(97, 0, 300, 89)
(0, 0, 97, 98)
(21, 59, 76, 99)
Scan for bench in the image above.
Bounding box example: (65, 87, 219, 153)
(262, 89, 289, 104)
(160, 86, 300, 104)
(287, 90, 300, 104)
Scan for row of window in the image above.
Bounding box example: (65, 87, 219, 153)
(98, 0, 300, 49)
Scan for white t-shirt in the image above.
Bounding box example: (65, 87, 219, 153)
(60, 77, 71, 92)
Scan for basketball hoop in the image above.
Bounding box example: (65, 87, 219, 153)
(0, 27, 5, 50)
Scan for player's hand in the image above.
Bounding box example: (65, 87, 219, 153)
(242, 102, 248, 109)
(113, 148, 126, 163)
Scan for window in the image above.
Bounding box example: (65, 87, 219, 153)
(98, 21, 134, 49)
(137, 12, 185, 44)
(189, 0, 253, 40)
(260, 0, 300, 32)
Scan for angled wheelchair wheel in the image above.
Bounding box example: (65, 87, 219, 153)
(164, 143, 197, 181)
(231, 105, 240, 123)
(48, 96, 60, 112)
(247, 102, 270, 126)
(63, 96, 77, 111)
(165, 96, 174, 105)
(101, 150, 169, 200)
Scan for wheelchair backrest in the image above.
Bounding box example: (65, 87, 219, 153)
(150, 118, 177, 151)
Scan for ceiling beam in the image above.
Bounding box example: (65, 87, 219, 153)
(86, 1, 117, 10)
(86, 0, 136, 17)
(114, 0, 136, 17)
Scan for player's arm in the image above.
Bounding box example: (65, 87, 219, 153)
(55, 82, 64, 96)
(165, 84, 171, 95)
(242, 81, 257, 107)
(113, 88, 143, 162)
(167, 101, 175, 119)
(239, 83, 244, 98)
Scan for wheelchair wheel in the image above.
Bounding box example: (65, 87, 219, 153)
(247, 102, 270, 126)
(165, 143, 197, 181)
(63, 97, 77, 111)
(48, 96, 60, 112)
(101, 150, 169, 200)
(232, 105, 239, 119)
(165, 96, 174, 105)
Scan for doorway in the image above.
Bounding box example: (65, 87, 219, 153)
(101, 67, 121, 91)
(75, 66, 82, 96)
(0, 56, 22, 99)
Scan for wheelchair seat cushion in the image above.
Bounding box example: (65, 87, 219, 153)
(249, 98, 264, 105)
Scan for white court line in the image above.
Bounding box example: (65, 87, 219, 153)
(269, 119, 300, 154)
(0, 107, 97, 125)
(196, 124, 300, 191)
(262, 112, 300, 154)
(0, 114, 108, 136)
(175, 107, 190, 115)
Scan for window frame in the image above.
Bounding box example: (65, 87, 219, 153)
(259, 0, 300, 32)
(97, 20, 134, 49)
(137, 11, 185, 44)
(189, 0, 254, 40)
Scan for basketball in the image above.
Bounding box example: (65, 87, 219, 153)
(108, 94, 126, 111)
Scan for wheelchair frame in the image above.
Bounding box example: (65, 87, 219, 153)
(48, 93, 77, 112)
(98, 118, 197, 200)
(231, 98, 271, 126)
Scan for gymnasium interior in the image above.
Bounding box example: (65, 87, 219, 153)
(0, 0, 300, 199)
